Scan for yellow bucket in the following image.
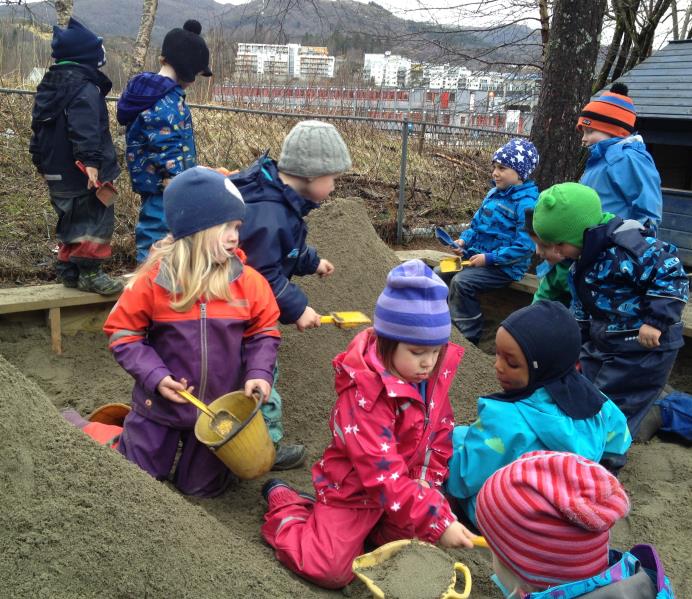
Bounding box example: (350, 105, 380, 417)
(194, 390, 275, 480)
(352, 539, 472, 599)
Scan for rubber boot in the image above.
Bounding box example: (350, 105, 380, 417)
(56, 261, 79, 288)
(77, 266, 124, 296)
(271, 443, 306, 471)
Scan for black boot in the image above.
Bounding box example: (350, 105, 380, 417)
(56, 261, 79, 288)
(77, 266, 123, 295)
(271, 443, 306, 471)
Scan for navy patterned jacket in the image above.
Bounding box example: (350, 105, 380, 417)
(569, 217, 688, 352)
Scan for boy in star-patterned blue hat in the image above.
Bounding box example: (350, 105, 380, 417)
(436, 138, 540, 346)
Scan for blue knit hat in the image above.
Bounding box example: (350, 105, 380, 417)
(52, 18, 106, 69)
(374, 260, 451, 346)
(492, 138, 539, 182)
(164, 167, 245, 240)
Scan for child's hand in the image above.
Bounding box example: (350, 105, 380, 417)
(244, 379, 272, 402)
(316, 259, 335, 278)
(157, 376, 193, 403)
(85, 166, 99, 189)
(638, 324, 662, 349)
(468, 254, 486, 267)
(296, 306, 322, 331)
(452, 239, 465, 256)
(439, 521, 475, 549)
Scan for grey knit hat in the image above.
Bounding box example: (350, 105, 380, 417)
(278, 120, 352, 178)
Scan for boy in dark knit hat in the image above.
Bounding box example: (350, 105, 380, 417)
(437, 138, 540, 346)
(117, 20, 212, 263)
(476, 451, 674, 597)
(260, 260, 476, 589)
(29, 18, 122, 295)
(229, 120, 352, 470)
(532, 182, 688, 443)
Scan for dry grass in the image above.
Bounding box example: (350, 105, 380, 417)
(0, 90, 507, 284)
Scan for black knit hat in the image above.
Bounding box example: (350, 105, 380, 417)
(51, 17, 106, 69)
(161, 20, 212, 83)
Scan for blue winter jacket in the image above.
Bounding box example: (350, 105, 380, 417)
(460, 181, 538, 280)
(580, 135, 662, 232)
(119, 73, 197, 195)
(570, 217, 688, 352)
(231, 154, 321, 324)
(526, 545, 674, 598)
(446, 387, 630, 525)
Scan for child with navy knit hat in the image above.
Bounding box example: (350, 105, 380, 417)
(229, 120, 352, 470)
(104, 167, 281, 497)
(446, 300, 630, 528)
(29, 18, 122, 295)
(437, 138, 540, 346)
(117, 20, 212, 263)
(260, 260, 477, 590)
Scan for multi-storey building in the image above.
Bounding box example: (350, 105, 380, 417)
(235, 43, 334, 80)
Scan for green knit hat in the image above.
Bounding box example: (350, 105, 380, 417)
(533, 183, 603, 247)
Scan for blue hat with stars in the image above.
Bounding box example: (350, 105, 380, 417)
(492, 138, 539, 182)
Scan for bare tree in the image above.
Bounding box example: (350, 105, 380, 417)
(128, 0, 158, 77)
(530, 0, 606, 188)
(54, 0, 72, 27)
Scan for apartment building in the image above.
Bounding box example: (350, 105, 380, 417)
(235, 43, 334, 80)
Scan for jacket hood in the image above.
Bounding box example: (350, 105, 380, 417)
(332, 328, 462, 410)
(117, 72, 180, 126)
(231, 153, 320, 217)
(489, 179, 538, 199)
(32, 63, 111, 122)
(588, 134, 647, 164)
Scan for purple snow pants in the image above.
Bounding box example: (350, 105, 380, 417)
(117, 411, 233, 497)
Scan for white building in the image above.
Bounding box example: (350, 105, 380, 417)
(363, 52, 411, 87)
(235, 43, 334, 79)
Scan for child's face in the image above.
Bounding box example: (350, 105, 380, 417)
(530, 235, 565, 265)
(303, 174, 337, 203)
(554, 242, 582, 260)
(492, 162, 522, 190)
(494, 327, 529, 391)
(390, 343, 442, 383)
(213, 220, 242, 263)
(580, 126, 613, 147)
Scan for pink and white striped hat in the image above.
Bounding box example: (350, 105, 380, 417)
(475, 451, 630, 589)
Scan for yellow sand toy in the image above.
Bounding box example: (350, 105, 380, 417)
(320, 311, 372, 329)
(194, 389, 275, 479)
(352, 538, 487, 599)
(439, 257, 472, 274)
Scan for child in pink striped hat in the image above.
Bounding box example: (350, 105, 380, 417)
(475, 450, 674, 598)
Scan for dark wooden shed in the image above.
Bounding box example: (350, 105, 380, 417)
(599, 40, 692, 266)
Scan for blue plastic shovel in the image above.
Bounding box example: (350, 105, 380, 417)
(435, 227, 461, 250)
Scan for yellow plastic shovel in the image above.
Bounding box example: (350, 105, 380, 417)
(177, 390, 241, 437)
(320, 311, 372, 329)
(439, 257, 472, 273)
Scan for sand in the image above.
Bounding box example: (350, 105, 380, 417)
(0, 198, 690, 597)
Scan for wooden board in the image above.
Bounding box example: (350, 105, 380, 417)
(0, 283, 121, 315)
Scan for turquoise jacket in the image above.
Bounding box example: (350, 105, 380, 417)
(446, 387, 631, 525)
(527, 546, 674, 598)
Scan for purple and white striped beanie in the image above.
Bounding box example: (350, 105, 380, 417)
(374, 260, 451, 346)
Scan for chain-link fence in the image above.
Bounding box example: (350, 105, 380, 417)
(0, 87, 524, 281)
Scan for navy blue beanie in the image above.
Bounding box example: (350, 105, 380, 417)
(164, 167, 246, 240)
(52, 18, 106, 69)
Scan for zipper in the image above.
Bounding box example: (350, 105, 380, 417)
(199, 302, 208, 402)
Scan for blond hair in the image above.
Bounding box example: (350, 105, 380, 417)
(128, 224, 234, 312)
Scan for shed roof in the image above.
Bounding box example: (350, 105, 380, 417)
(597, 40, 692, 120)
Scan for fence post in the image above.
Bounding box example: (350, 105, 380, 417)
(417, 122, 426, 155)
(396, 118, 410, 245)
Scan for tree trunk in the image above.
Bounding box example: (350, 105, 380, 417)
(595, 14, 624, 90)
(128, 0, 159, 77)
(530, 0, 607, 189)
(54, 0, 73, 27)
(538, 0, 551, 61)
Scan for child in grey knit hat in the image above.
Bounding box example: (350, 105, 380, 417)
(229, 120, 351, 471)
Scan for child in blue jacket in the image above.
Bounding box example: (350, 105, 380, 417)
(533, 183, 688, 441)
(117, 20, 212, 262)
(443, 138, 539, 345)
(230, 120, 352, 470)
(446, 300, 630, 527)
(476, 451, 674, 598)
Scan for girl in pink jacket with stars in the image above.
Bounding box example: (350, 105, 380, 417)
(261, 260, 477, 589)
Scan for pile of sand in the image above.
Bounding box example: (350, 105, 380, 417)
(0, 199, 689, 597)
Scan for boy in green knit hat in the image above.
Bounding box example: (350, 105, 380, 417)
(532, 182, 688, 446)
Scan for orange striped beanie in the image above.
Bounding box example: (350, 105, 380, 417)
(577, 83, 636, 138)
(475, 451, 630, 589)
